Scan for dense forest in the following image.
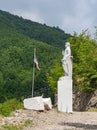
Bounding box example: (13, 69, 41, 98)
(0, 10, 71, 104)
(0, 10, 97, 116)
(0, 10, 71, 48)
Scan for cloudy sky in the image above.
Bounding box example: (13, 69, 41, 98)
(0, 0, 97, 37)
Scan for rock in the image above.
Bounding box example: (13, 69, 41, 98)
(23, 96, 44, 110)
(73, 90, 97, 111)
(23, 96, 52, 111)
(43, 98, 52, 110)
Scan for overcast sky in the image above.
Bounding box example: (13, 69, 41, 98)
(0, 0, 97, 37)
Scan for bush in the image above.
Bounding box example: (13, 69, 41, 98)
(0, 99, 23, 116)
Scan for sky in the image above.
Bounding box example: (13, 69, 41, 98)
(0, 0, 97, 37)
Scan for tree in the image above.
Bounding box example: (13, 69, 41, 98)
(47, 30, 97, 94)
(69, 31, 97, 92)
(46, 60, 64, 94)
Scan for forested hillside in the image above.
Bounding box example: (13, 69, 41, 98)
(0, 10, 71, 48)
(0, 10, 71, 103)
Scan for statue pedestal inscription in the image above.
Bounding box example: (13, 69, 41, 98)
(58, 76, 72, 113)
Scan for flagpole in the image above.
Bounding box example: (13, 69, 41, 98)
(32, 48, 36, 97)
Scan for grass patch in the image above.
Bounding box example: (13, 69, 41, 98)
(1, 124, 23, 130)
(24, 119, 33, 127)
(86, 108, 97, 112)
(0, 99, 23, 116)
(1, 119, 34, 130)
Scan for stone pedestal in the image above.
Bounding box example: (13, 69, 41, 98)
(58, 76, 72, 113)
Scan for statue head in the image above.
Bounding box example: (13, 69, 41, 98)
(65, 42, 70, 48)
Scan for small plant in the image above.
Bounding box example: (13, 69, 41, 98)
(24, 119, 33, 127)
(86, 108, 97, 112)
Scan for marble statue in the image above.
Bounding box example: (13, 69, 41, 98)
(61, 42, 72, 78)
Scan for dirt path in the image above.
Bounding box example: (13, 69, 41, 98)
(23, 108, 97, 130)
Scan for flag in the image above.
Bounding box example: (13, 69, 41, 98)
(34, 49, 40, 70)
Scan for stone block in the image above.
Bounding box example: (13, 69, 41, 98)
(23, 96, 44, 110)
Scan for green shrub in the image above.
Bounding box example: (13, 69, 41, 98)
(0, 99, 23, 116)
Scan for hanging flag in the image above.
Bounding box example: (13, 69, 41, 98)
(34, 49, 40, 70)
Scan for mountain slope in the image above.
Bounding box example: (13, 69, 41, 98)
(0, 10, 71, 47)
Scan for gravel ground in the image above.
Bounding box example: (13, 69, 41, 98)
(23, 108, 97, 130)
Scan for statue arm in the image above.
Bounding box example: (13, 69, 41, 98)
(62, 49, 71, 61)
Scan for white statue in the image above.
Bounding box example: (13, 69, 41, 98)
(61, 42, 72, 78)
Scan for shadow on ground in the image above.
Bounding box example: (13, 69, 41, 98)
(59, 122, 97, 130)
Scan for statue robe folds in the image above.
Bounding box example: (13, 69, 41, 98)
(61, 42, 72, 78)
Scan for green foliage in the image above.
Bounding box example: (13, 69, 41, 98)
(1, 125, 23, 130)
(0, 9, 97, 108)
(0, 9, 97, 104)
(69, 31, 97, 92)
(46, 30, 97, 93)
(0, 10, 71, 103)
(24, 119, 33, 127)
(46, 60, 64, 93)
(1, 119, 33, 130)
(0, 10, 70, 48)
(0, 99, 23, 116)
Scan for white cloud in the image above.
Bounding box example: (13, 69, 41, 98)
(0, 0, 97, 37)
(13, 10, 45, 23)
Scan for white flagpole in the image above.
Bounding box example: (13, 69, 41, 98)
(32, 48, 36, 97)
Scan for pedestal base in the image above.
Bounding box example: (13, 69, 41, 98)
(58, 76, 72, 113)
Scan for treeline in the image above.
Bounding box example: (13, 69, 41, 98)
(0, 10, 71, 48)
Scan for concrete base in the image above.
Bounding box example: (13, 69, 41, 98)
(58, 76, 72, 113)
